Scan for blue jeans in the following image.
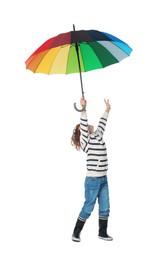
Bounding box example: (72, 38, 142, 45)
(79, 176, 110, 220)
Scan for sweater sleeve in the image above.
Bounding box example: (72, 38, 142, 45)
(96, 111, 109, 137)
(80, 111, 89, 151)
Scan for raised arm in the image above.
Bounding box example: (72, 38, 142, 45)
(104, 99, 111, 113)
(96, 99, 111, 136)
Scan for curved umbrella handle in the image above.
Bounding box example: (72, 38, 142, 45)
(73, 102, 86, 112)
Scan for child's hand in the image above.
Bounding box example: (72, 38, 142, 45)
(80, 97, 87, 107)
(104, 99, 111, 112)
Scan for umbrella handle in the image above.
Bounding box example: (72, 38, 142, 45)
(73, 102, 86, 112)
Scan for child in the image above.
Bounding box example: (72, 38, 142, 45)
(71, 98, 113, 242)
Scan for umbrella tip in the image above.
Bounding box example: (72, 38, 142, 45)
(73, 24, 75, 31)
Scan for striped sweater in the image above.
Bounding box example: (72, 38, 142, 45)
(80, 110, 109, 177)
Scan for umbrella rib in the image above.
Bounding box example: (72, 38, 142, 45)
(48, 48, 59, 74)
(81, 42, 103, 71)
(65, 45, 72, 74)
(110, 41, 133, 56)
(98, 41, 129, 62)
(32, 50, 51, 73)
(78, 43, 85, 72)
(93, 41, 119, 68)
(49, 45, 70, 74)
(45, 47, 63, 74)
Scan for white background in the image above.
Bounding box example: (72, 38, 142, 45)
(0, 0, 162, 259)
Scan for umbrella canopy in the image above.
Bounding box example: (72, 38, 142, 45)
(25, 25, 133, 111)
(25, 27, 132, 74)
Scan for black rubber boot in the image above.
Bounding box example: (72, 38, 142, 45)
(72, 218, 86, 242)
(98, 218, 113, 241)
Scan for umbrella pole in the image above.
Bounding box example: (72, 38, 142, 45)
(73, 24, 86, 112)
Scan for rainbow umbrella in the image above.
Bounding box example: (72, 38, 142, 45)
(25, 25, 133, 111)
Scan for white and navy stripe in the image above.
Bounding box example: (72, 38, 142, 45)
(80, 111, 109, 177)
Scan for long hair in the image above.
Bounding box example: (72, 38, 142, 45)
(71, 124, 81, 150)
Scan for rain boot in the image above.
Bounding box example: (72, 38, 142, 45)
(72, 217, 86, 242)
(98, 217, 113, 241)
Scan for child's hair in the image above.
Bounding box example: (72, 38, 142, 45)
(71, 124, 81, 150)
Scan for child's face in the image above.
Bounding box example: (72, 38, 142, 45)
(88, 125, 94, 133)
